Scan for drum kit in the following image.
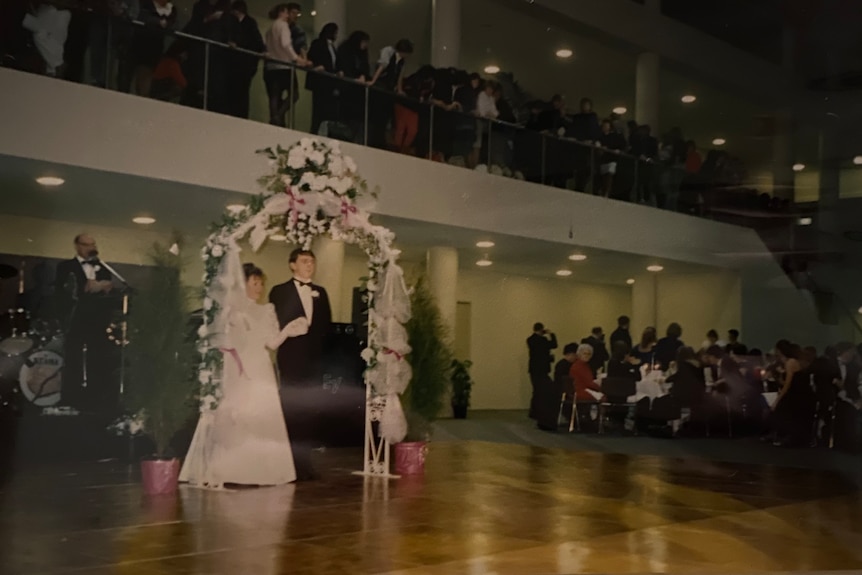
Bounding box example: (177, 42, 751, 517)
(0, 263, 65, 408)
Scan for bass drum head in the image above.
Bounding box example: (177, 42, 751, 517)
(19, 350, 63, 406)
(0, 336, 34, 356)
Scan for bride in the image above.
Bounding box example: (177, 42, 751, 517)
(181, 248, 308, 488)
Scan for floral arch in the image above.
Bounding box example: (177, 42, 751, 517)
(195, 138, 411, 476)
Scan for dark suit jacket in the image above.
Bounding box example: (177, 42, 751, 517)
(610, 327, 632, 352)
(527, 332, 557, 375)
(305, 37, 339, 91)
(269, 280, 332, 385)
(53, 258, 113, 337)
(227, 13, 265, 78)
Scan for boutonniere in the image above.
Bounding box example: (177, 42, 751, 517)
(311, 290, 320, 298)
(93, 265, 102, 272)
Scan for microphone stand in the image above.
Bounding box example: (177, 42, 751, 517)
(96, 259, 131, 398)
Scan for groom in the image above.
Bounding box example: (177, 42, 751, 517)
(269, 248, 332, 481)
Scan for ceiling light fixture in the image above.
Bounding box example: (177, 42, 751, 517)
(555, 49, 573, 59)
(568, 254, 587, 261)
(476, 241, 495, 248)
(310, 9, 317, 16)
(647, 265, 664, 272)
(854, 156, 862, 166)
(476, 258, 493, 267)
(681, 95, 697, 104)
(612, 106, 627, 115)
(626, 278, 635, 285)
(556, 269, 572, 277)
(36, 176, 64, 186)
(797, 217, 812, 226)
(132, 216, 156, 225)
(483, 65, 500, 74)
(712, 138, 726, 146)
(793, 163, 806, 172)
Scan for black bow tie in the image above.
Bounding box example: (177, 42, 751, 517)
(83, 260, 98, 266)
(294, 279, 312, 288)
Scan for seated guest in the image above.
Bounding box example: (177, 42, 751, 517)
(701, 329, 725, 351)
(725, 329, 748, 356)
(570, 344, 602, 402)
(666, 346, 705, 409)
(654, 322, 684, 371)
(555, 343, 578, 398)
(606, 341, 641, 382)
(581, 327, 609, 376)
(545, 343, 578, 432)
(632, 326, 658, 367)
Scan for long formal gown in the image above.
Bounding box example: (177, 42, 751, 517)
(180, 298, 296, 487)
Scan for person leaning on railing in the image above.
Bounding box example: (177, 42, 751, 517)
(263, 2, 309, 127)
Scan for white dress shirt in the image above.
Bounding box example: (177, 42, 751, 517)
(76, 255, 97, 281)
(294, 279, 314, 324)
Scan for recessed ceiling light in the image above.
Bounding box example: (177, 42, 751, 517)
(476, 241, 495, 248)
(712, 138, 726, 146)
(612, 106, 627, 115)
(476, 259, 493, 267)
(647, 265, 664, 272)
(226, 204, 245, 213)
(310, 9, 316, 16)
(854, 156, 862, 166)
(568, 254, 587, 261)
(793, 163, 805, 172)
(797, 217, 812, 226)
(132, 216, 156, 225)
(556, 269, 572, 277)
(681, 95, 697, 104)
(270, 233, 287, 241)
(626, 278, 635, 285)
(483, 65, 500, 74)
(555, 49, 573, 59)
(36, 176, 64, 186)
(858, 306, 862, 315)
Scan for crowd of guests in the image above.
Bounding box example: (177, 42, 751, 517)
(2, 0, 783, 218)
(527, 317, 862, 452)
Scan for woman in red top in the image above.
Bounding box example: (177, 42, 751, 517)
(570, 344, 604, 402)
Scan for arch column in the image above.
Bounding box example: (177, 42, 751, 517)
(636, 52, 660, 133)
(313, 0, 346, 37)
(313, 236, 345, 322)
(426, 247, 458, 336)
(431, 0, 461, 69)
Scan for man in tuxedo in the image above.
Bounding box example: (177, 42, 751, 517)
(610, 315, 632, 352)
(54, 234, 117, 414)
(526, 322, 557, 420)
(269, 248, 332, 480)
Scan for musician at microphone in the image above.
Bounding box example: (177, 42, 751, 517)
(53, 234, 119, 415)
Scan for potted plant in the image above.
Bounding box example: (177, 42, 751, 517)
(122, 238, 197, 495)
(450, 359, 473, 419)
(394, 275, 453, 476)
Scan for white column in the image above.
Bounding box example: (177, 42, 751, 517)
(313, 0, 346, 37)
(636, 52, 660, 134)
(426, 247, 458, 336)
(631, 273, 658, 336)
(313, 236, 345, 322)
(431, 0, 461, 69)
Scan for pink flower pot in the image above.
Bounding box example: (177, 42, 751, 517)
(140, 458, 180, 495)
(393, 441, 427, 476)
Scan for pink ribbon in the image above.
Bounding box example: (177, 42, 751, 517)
(340, 201, 358, 225)
(220, 347, 245, 376)
(285, 186, 306, 225)
(383, 348, 403, 361)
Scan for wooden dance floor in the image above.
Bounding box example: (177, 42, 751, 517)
(2, 441, 861, 574)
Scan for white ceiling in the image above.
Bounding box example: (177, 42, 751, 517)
(0, 155, 718, 286)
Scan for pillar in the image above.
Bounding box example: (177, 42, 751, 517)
(631, 272, 658, 336)
(313, 0, 346, 37)
(431, 0, 460, 69)
(426, 247, 458, 336)
(772, 108, 795, 201)
(312, 236, 345, 322)
(636, 52, 660, 134)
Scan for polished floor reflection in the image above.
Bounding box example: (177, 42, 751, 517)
(1, 441, 861, 575)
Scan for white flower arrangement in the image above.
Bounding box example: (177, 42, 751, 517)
(108, 411, 146, 436)
(194, 137, 410, 441)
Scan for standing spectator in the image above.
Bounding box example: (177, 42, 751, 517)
(288, 2, 307, 60)
(725, 329, 748, 356)
(225, 0, 266, 119)
(631, 124, 659, 204)
(581, 327, 609, 376)
(598, 118, 626, 198)
(128, 0, 176, 97)
(570, 97, 601, 192)
(367, 38, 414, 149)
(22, 0, 71, 77)
(654, 322, 684, 371)
(263, 2, 308, 126)
(184, 0, 231, 112)
(392, 65, 434, 155)
(473, 78, 498, 166)
(526, 322, 557, 420)
(149, 40, 187, 101)
(535, 94, 569, 188)
(658, 127, 686, 210)
(451, 71, 479, 166)
(610, 315, 632, 351)
(336, 30, 370, 141)
(63, 0, 91, 82)
(88, 0, 138, 89)
(306, 22, 341, 134)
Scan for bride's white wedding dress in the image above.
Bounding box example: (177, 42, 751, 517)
(180, 298, 296, 487)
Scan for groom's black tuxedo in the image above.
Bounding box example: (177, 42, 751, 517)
(268, 279, 332, 386)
